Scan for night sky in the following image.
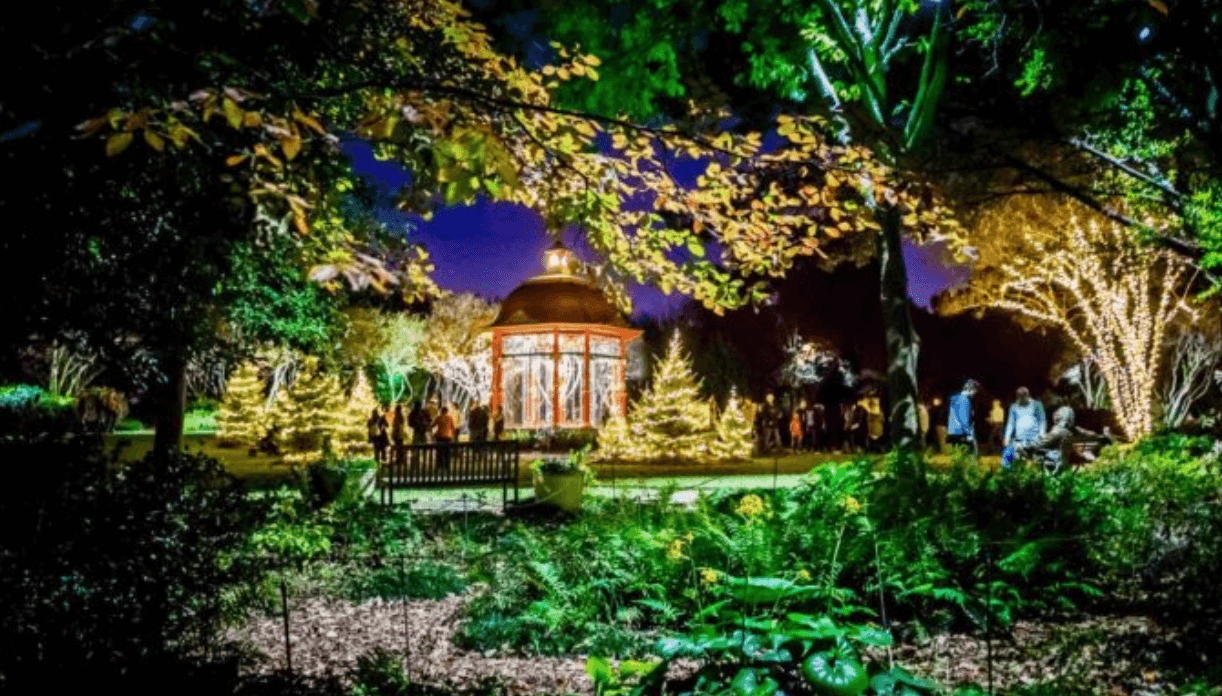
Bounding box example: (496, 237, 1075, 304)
(345, 139, 971, 319)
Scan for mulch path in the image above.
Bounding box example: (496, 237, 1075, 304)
(229, 593, 1200, 696)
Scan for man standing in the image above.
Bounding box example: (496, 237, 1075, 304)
(468, 401, 490, 442)
(433, 404, 456, 471)
(1002, 387, 1047, 469)
(946, 379, 981, 456)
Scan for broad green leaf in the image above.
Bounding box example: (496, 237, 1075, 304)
(585, 656, 614, 685)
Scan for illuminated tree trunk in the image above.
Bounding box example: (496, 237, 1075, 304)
(877, 205, 921, 451)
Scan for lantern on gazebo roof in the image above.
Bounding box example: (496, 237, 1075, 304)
(483, 240, 641, 431)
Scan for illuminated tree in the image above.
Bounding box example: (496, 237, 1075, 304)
(1160, 331, 1222, 429)
(939, 195, 1196, 439)
(620, 331, 713, 462)
(374, 312, 428, 405)
(277, 357, 346, 463)
(331, 370, 380, 458)
(419, 293, 499, 414)
(217, 363, 271, 447)
(707, 387, 754, 461)
(42, 0, 961, 456)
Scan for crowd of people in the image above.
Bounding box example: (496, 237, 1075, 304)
(365, 398, 505, 471)
(750, 379, 1111, 467)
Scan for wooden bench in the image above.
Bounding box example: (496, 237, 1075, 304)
(377, 439, 521, 507)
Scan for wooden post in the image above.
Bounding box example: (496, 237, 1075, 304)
(582, 330, 591, 428)
(552, 328, 560, 430)
(618, 336, 628, 419)
(491, 328, 503, 429)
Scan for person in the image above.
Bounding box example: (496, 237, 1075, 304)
(1016, 404, 1111, 469)
(762, 393, 782, 453)
(800, 400, 818, 451)
(391, 404, 406, 467)
(946, 379, 981, 456)
(811, 403, 826, 451)
(468, 401, 490, 442)
(367, 407, 389, 464)
(987, 399, 1006, 454)
(917, 400, 931, 452)
(865, 396, 885, 453)
(492, 406, 505, 441)
(1001, 387, 1046, 469)
(844, 398, 869, 453)
(424, 398, 440, 443)
(408, 400, 429, 444)
(789, 407, 803, 454)
(432, 404, 457, 471)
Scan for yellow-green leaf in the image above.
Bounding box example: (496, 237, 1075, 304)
(222, 98, 243, 129)
(106, 132, 133, 157)
(280, 135, 302, 161)
(687, 240, 705, 257)
(143, 129, 165, 152)
(225, 153, 248, 167)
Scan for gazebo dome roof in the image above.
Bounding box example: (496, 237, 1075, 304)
(489, 275, 631, 329)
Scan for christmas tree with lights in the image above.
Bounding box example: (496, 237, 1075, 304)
(332, 370, 379, 458)
(707, 387, 754, 461)
(611, 331, 715, 462)
(218, 363, 272, 447)
(278, 357, 346, 464)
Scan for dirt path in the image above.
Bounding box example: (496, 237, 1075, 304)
(230, 594, 1192, 696)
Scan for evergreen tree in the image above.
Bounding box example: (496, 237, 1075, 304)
(708, 387, 754, 461)
(594, 412, 634, 461)
(623, 331, 714, 462)
(278, 357, 345, 464)
(217, 363, 270, 447)
(333, 371, 379, 458)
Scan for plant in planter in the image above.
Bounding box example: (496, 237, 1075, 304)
(530, 444, 596, 512)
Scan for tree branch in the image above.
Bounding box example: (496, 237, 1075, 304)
(1066, 136, 1183, 201)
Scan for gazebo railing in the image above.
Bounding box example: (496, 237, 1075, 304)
(378, 440, 521, 507)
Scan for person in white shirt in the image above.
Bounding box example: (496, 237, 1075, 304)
(1002, 387, 1046, 469)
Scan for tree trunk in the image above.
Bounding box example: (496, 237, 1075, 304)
(877, 205, 921, 451)
(152, 349, 187, 459)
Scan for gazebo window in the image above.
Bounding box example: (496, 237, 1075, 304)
(590, 355, 620, 427)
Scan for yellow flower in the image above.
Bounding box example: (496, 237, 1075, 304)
(700, 568, 719, 585)
(736, 494, 765, 517)
(842, 496, 862, 514)
(667, 539, 685, 561)
(796, 569, 812, 582)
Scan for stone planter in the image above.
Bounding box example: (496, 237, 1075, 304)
(533, 470, 586, 512)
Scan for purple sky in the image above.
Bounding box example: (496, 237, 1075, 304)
(345, 139, 971, 319)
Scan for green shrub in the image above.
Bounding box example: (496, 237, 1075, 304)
(0, 438, 264, 691)
(0, 383, 43, 410)
(184, 407, 218, 432)
(343, 560, 466, 602)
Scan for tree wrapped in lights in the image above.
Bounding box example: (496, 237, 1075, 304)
(707, 387, 754, 461)
(217, 362, 272, 447)
(419, 293, 499, 413)
(276, 356, 347, 464)
(1160, 331, 1222, 428)
(599, 331, 714, 462)
(938, 195, 1196, 439)
(332, 370, 380, 458)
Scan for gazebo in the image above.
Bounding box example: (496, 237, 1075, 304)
(485, 242, 641, 431)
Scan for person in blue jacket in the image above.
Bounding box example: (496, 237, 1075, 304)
(1001, 387, 1046, 469)
(946, 379, 981, 456)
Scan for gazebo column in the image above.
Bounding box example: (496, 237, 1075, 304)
(618, 337, 628, 418)
(552, 328, 560, 429)
(491, 328, 503, 424)
(582, 330, 591, 428)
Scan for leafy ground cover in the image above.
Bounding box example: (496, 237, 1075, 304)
(217, 438, 1222, 695)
